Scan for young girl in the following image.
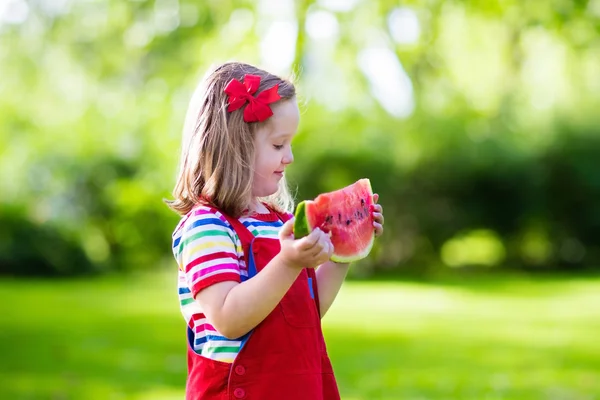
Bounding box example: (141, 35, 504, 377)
(167, 62, 384, 400)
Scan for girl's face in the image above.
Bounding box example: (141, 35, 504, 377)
(252, 99, 299, 198)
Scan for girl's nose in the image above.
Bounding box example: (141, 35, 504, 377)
(282, 147, 294, 165)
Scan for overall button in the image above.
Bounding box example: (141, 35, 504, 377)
(233, 388, 246, 398)
(234, 365, 246, 375)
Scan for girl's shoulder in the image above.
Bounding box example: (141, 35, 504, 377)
(173, 204, 236, 236)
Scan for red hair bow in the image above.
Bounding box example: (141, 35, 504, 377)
(224, 74, 281, 122)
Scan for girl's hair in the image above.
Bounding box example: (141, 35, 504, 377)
(166, 62, 297, 217)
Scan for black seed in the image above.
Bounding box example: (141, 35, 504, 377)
(346, 219, 351, 225)
(338, 213, 342, 222)
(361, 199, 365, 206)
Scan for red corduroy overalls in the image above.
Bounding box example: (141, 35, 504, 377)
(185, 208, 341, 400)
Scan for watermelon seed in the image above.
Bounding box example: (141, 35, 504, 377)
(361, 199, 365, 206)
(325, 215, 333, 225)
(346, 219, 351, 226)
(338, 213, 342, 222)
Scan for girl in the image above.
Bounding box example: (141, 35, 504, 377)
(167, 62, 384, 400)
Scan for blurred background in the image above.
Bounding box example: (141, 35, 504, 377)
(1, 0, 599, 399)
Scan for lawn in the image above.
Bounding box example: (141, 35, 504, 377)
(0, 271, 599, 399)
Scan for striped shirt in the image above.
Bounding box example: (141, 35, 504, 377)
(172, 204, 289, 363)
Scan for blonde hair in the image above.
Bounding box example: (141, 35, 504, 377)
(166, 62, 297, 217)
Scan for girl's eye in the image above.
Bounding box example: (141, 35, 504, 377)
(273, 144, 284, 150)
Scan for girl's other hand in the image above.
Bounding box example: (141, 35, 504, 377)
(278, 219, 333, 269)
(372, 193, 384, 237)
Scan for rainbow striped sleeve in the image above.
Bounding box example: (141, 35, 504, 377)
(174, 207, 242, 297)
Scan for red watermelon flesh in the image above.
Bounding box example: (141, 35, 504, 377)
(294, 179, 375, 263)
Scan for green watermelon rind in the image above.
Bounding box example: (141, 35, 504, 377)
(293, 179, 375, 263)
(330, 232, 374, 263)
(293, 201, 311, 239)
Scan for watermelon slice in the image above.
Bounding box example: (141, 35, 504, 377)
(294, 179, 375, 263)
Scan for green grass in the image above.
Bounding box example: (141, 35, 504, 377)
(0, 272, 599, 399)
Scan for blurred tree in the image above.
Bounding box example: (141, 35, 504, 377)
(0, 0, 599, 277)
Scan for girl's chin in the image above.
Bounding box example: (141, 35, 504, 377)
(252, 185, 279, 198)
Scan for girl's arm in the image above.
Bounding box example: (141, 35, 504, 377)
(196, 253, 301, 339)
(315, 261, 350, 317)
(195, 221, 333, 339)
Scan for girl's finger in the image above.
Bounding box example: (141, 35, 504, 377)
(372, 204, 382, 213)
(310, 240, 324, 258)
(372, 212, 384, 225)
(279, 218, 295, 240)
(313, 238, 332, 262)
(373, 193, 379, 204)
(317, 245, 331, 264)
(318, 242, 333, 264)
(315, 228, 327, 241)
(299, 229, 320, 250)
(310, 248, 323, 260)
(326, 240, 335, 257)
(318, 231, 333, 249)
(373, 222, 383, 237)
(320, 230, 333, 245)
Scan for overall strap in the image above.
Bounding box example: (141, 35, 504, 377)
(220, 212, 255, 249)
(201, 205, 257, 279)
(270, 207, 292, 223)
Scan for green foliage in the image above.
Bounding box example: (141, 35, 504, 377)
(289, 117, 600, 275)
(1, 0, 599, 276)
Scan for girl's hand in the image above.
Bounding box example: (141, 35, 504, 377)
(278, 219, 333, 269)
(372, 193, 384, 237)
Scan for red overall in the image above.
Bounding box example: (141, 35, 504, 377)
(185, 208, 341, 400)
